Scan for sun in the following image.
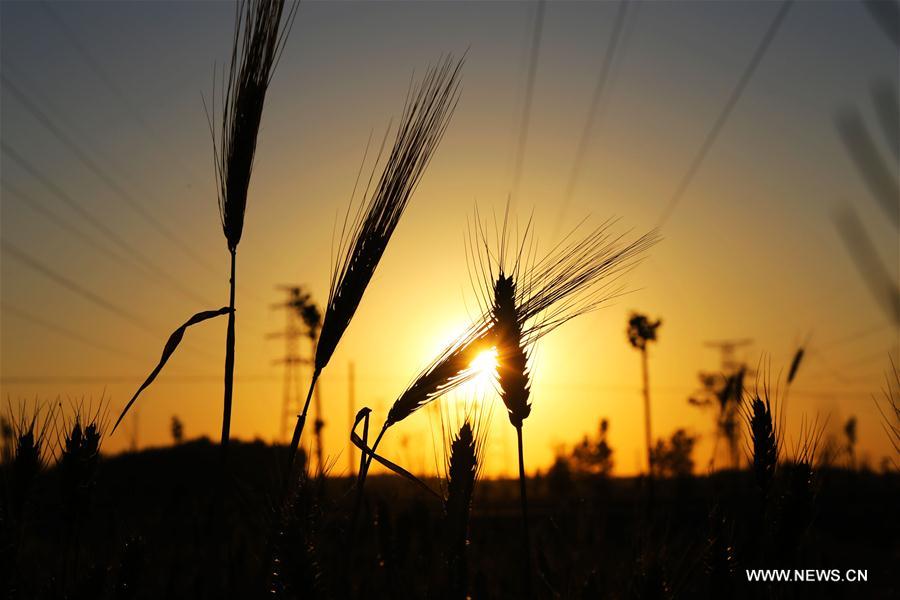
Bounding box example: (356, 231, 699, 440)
(468, 347, 499, 388)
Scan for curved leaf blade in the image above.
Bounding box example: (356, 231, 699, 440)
(112, 307, 232, 433)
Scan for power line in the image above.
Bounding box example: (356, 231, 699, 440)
(1, 73, 221, 278)
(1, 179, 238, 324)
(1, 142, 214, 306)
(655, 0, 793, 227)
(0, 374, 279, 385)
(1, 238, 168, 337)
(0, 239, 225, 362)
(817, 321, 892, 350)
(806, 345, 897, 380)
(38, 1, 203, 186)
(0, 301, 145, 362)
(2, 63, 269, 309)
(1, 61, 147, 199)
(1, 179, 134, 269)
(510, 0, 547, 202)
(555, 0, 629, 234)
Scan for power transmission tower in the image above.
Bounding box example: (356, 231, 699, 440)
(704, 338, 754, 374)
(269, 286, 309, 445)
(269, 285, 326, 471)
(700, 338, 754, 470)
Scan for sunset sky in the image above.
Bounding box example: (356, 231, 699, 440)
(1, 0, 897, 477)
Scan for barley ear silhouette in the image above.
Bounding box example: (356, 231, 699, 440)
(443, 420, 482, 600)
(741, 385, 778, 502)
(469, 203, 658, 595)
(285, 55, 463, 472)
(355, 322, 492, 513)
(207, 0, 297, 448)
(492, 271, 534, 596)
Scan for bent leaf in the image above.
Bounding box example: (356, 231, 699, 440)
(351, 408, 440, 500)
(113, 307, 232, 433)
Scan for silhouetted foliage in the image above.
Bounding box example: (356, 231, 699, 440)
(844, 415, 858, 469)
(650, 430, 697, 478)
(570, 418, 614, 477)
(689, 367, 746, 469)
(170, 416, 184, 445)
(627, 314, 661, 351)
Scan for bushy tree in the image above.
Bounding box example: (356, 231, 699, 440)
(650, 429, 697, 478)
(571, 418, 614, 477)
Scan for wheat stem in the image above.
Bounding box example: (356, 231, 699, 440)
(287, 370, 320, 472)
(221, 248, 237, 449)
(313, 378, 324, 472)
(351, 423, 387, 532)
(516, 424, 533, 597)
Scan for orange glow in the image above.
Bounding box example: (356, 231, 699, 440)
(0, 0, 896, 480)
(469, 348, 499, 387)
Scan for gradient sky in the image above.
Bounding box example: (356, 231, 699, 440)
(1, 1, 897, 477)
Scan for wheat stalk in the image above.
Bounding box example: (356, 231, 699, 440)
(476, 206, 657, 592)
(206, 0, 297, 448)
(741, 376, 780, 502)
(351, 206, 656, 587)
(355, 208, 656, 507)
(443, 419, 483, 600)
(56, 399, 108, 590)
(776, 411, 827, 561)
(4, 400, 55, 527)
(786, 347, 805, 384)
(486, 260, 534, 590)
(470, 214, 660, 345)
(286, 55, 464, 471)
(379, 211, 658, 431)
(388, 324, 494, 429)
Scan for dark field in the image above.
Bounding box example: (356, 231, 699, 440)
(3, 438, 897, 599)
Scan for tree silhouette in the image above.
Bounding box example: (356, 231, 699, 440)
(170, 416, 184, 445)
(844, 416, 857, 469)
(628, 313, 662, 474)
(689, 368, 745, 470)
(650, 429, 697, 478)
(571, 418, 614, 477)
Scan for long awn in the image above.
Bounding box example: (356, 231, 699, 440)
(208, 0, 298, 447)
(354, 206, 658, 527)
(285, 55, 464, 472)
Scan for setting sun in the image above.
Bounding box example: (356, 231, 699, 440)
(470, 348, 499, 379)
(463, 347, 500, 396)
